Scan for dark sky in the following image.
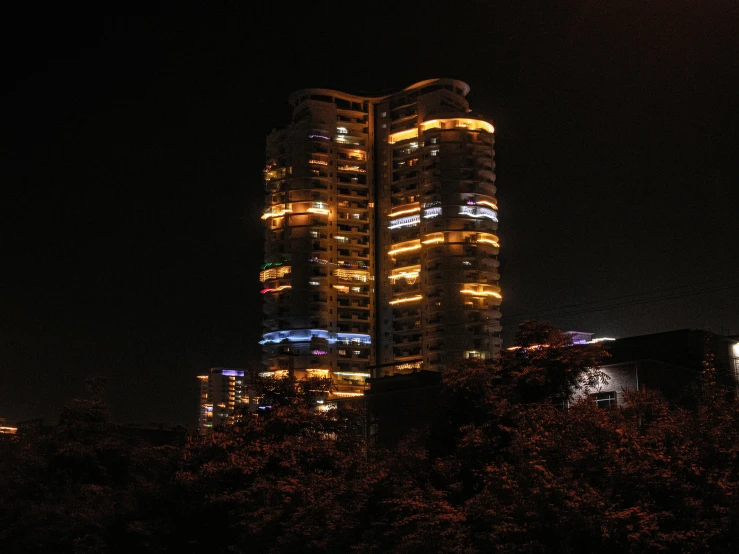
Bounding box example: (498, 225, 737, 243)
(2, 0, 738, 428)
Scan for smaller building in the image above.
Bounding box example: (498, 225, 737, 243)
(578, 329, 739, 408)
(365, 370, 442, 446)
(197, 368, 256, 434)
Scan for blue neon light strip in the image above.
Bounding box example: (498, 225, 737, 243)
(220, 369, 244, 376)
(260, 329, 371, 345)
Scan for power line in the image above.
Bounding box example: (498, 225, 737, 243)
(502, 276, 739, 320)
(501, 280, 739, 324)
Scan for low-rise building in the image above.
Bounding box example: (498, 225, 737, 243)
(577, 329, 739, 407)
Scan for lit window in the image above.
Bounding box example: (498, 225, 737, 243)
(430, 149, 439, 156)
(309, 281, 320, 286)
(590, 391, 617, 409)
(353, 350, 361, 355)
(381, 111, 387, 117)
(337, 127, 348, 134)
(339, 349, 346, 355)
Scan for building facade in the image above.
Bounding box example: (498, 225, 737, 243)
(260, 78, 501, 392)
(197, 367, 253, 433)
(573, 329, 739, 408)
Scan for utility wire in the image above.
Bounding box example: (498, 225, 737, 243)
(501, 280, 739, 324)
(405, 279, 739, 333)
(502, 276, 739, 320)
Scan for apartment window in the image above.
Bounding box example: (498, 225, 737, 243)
(381, 111, 387, 117)
(591, 391, 617, 409)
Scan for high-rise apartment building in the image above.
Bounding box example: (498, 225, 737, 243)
(197, 367, 253, 433)
(260, 79, 501, 393)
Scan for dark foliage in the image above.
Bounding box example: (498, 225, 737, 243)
(1, 322, 738, 552)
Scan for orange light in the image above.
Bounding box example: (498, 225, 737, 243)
(389, 206, 421, 218)
(389, 295, 423, 305)
(421, 118, 494, 134)
(388, 128, 419, 144)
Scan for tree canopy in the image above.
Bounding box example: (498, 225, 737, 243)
(1, 321, 738, 553)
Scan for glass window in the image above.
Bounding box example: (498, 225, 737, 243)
(590, 391, 617, 409)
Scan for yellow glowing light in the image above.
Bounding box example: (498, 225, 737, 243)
(388, 128, 419, 144)
(476, 200, 498, 210)
(421, 232, 445, 245)
(389, 206, 421, 218)
(334, 269, 369, 281)
(421, 118, 495, 134)
(308, 159, 328, 166)
(389, 265, 421, 283)
(197, 375, 208, 381)
(460, 289, 502, 299)
(306, 369, 330, 377)
(260, 266, 291, 282)
(334, 285, 349, 293)
(338, 165, 366, 173)
(335, 372, 370, 377)
(389, 295, 423, 305)
(388, 240, 421, 256)
(506, 344, 549, 352)
(475, 233, 499, 247)
(307, 207, 330, 214)
(395, 361, 422, 371)
(389, 271, 420, 281)
(260, 370, 289, 379)
(332, 391, 364, 397)
(261, 205, 292, 219)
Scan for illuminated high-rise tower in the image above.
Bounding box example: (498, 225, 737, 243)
(260, 79, 501, 395)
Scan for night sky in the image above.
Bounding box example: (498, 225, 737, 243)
(2, 1, 738, 428)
